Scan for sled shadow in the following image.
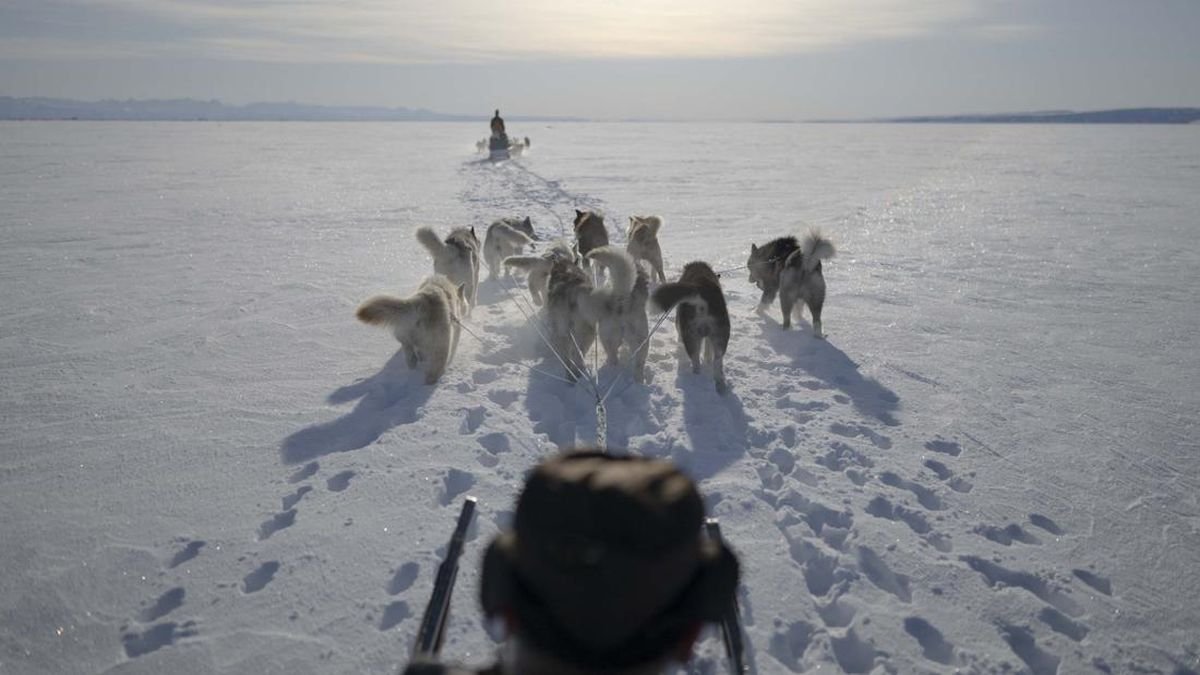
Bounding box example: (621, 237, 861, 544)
(758, 318, 900, 427)
(279, 350, 435, 465)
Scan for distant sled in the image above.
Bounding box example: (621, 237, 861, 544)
(480, 135, 528, 161)
(488, 134, 510, 161)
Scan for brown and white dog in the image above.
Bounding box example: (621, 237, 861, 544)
(573, 209, 609, 277)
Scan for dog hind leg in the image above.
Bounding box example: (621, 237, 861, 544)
(599, 321, 621, 367)
(779, 286, 797, 330)
(423, 338, 450, 385)
(807, 288, 826, 338)
(712, 346, 728, 394)
(681, 328, 703, 374)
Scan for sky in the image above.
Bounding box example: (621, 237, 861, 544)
(1, 0, 1198, 120)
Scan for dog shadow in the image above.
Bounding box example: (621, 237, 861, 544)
(476, 309, 659, 451)
(279, 350, 436, 465)
(669, 356, 752, 481)
(758, 318, 901, 427)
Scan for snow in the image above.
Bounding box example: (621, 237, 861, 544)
(1, 121, 1198, 674)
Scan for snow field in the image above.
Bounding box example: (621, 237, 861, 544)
(1, 122, 1198, 674)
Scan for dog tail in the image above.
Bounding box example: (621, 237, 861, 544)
(493, 222, 535, 247)
(628, 215, 664, 238)
(502, 255, 549, 272)
(642, 216, 663, 237)
(801, 230, 836, 272)
(586, 246, 636, 298)
(356, 295, 423, 333)
(415, 227, 445, 258)
(650, 281, 706, 314)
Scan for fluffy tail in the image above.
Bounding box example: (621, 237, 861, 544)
(628, 215, 663, 237)
(493, 223, 535, 247)
(650, 282, 705, 314)
(503, 255, 550, 272)
(356, 295, 422, 333)
(415, 227, 445, 258)
(801, 231, 836, 272)
(586, 246, 636, 298)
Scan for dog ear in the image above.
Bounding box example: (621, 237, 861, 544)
(750, 244, 758, 254)
(523, 216, 531, 227)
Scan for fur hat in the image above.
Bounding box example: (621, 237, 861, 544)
(481, 451, 739, 669)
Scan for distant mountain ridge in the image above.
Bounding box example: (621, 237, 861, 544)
(2, 97, 1197, 123)
(831, 108, 1200, 124)
(0, 96, 583, 122)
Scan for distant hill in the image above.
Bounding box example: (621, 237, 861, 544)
(824, 108, 1200, 124)
(0, 96, 583, 122)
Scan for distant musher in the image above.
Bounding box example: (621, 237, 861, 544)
(488, 109, 510, 160)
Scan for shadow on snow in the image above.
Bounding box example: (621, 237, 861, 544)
(279, 350, 435, 465)
(663, 350, 752, 481)
(758, 316, 901, 427)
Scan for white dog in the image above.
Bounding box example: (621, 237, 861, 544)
(586, 246, 650, 383)
(626, 215, 666, 284)
(416, 226, 480, 313)
(356, 275, 468, 385)
(483, 216, 537, 279)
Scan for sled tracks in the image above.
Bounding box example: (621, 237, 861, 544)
(458, 158, 609, 241)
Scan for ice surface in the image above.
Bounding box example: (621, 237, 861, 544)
(1, 121, 1198, 674)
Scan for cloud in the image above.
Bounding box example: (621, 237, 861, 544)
(3, 0, 989, 63)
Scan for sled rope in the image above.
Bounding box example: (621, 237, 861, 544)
(495, 275, 610, 445)
(711, 255, 780, 279)
(453, 315, 577, 386)
(451, 316, 486, 345)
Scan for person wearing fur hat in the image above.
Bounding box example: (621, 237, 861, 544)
(405, 450, 740, 675)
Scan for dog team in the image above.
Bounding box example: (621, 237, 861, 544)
(356, 210, 835, 392)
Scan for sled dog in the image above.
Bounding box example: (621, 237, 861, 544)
(626, 215, 667, 284)
(416, 226, 481, 313)
(651, 262, 731, 394)
(356, 275, 468, 385)
(502, 241, 576, 305)
(573, 210, 610, 273)
(747, 231, 835, 336)
(483, 216, 537, 279)
(544, 256, 598, 382)
(586, 246, 650, 383)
